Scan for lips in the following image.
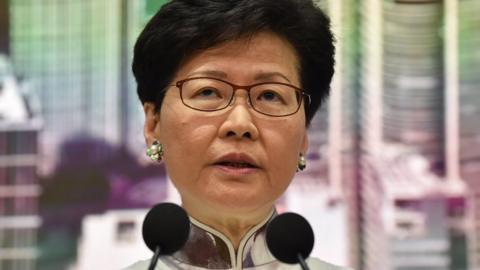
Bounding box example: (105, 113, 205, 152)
(216, 161, 256, 168)
(213, 153, 260, 169)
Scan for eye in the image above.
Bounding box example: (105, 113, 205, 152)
(193, 87, 222, 99)
(257, 90, 284, 103)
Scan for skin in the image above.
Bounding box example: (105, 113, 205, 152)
(144, 31, 308, 250)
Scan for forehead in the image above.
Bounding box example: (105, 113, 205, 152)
(174, 32, 301, 85)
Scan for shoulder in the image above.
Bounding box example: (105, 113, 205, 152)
(121, 259, 149, 270)
(122, 258, 354, 270)
(122, 258, 202, 270)
(307, 258, 353, 270)
(122, 259, 175, 270)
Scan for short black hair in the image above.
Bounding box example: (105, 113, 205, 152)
(132, 0, 335, 126)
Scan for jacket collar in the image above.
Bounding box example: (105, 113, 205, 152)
(171, 209, 277, 269)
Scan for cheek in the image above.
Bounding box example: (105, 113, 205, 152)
(162, 121, 209, 158)
(159, 111, 219, 174)
(262, 122, 306, 174)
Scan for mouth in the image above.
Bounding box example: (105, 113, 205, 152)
(215, 161, 258, 169)
(213, 153, 260, 170)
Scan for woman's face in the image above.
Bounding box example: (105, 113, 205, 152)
(144, 32, 308, 216)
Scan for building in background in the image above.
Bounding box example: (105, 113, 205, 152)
(8, 0, 154, 174)
(72, 209, 151, 270)
(0, 55, 42, 270)
(0, 0, 8, 55)
(361, 147, 466, 270)
(382, 1, 444, 170)
(458, 1, 480, 269)
(320, 0, 478, 269)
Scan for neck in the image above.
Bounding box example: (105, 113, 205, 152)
(182, 201, 274, 250)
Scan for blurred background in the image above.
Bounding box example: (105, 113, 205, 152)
(0, 0, 479, 269)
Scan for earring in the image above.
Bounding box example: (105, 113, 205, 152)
(146, 140, 163, 162)
(297, 153, 306, 172)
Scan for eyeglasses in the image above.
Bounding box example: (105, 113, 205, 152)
(174, 77, 310, 117)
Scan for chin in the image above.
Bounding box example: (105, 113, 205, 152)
(205, 191, 276, 213)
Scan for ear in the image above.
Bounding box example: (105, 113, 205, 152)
(143, 102, 160, 145)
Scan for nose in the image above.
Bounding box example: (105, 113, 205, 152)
(218, 93, 259, 140)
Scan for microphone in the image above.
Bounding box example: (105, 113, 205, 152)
(266, 212, 314, 270)
(142, 203, 190, 270)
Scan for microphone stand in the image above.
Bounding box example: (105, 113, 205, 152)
(148, 246, 162, 270)
(297, 253, 310, 270)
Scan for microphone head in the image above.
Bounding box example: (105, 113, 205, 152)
(266, 212, 314, 264)
(142, 202, 190, 255)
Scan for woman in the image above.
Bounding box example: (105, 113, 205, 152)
(127, 0, 348, 269)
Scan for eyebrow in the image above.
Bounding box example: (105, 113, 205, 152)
(254, 72, 291, 83)
(187, 70, 292, 83)
(188, 70, 228, 78)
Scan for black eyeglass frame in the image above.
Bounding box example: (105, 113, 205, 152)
(174, 77, 311, 117)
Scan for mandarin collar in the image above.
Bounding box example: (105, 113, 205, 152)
(171, 210, 277, 269)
